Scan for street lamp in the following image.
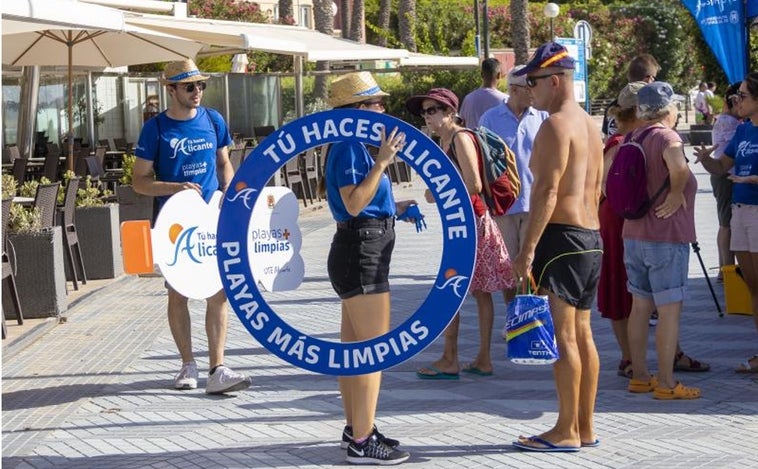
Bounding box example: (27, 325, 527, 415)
(544, 2, 560, 40)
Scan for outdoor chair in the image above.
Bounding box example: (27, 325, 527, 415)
(34, 182, 62, 229)
(12, 158, 28, 186)
(253, 126, 275, 140)
(229, 148, 246, 172)
(283, 156, 308, 207)
(2, 198, 24, 338)
(302, 148, 320, 203)
(113, 138, 128, 151)
(46, 142, 61, 157)
(43, 151, 61, 182)
(8, 145, 21, 162)
(60, 177, 86, 291)
(84, 156, 120, 194)
(98, 139, 113, 151)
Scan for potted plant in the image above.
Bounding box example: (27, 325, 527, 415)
(4, 201, 67, 319)
(2, 174, 17, 199)
(66, 172, 124, 280)
(116, 153, 154, 223)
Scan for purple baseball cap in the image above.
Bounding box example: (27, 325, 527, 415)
(512, 41, 576, 76)
(405, 88, 459, 115)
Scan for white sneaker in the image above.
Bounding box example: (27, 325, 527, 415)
(174, 361, 198, 390)
(206, 365, 252, 395)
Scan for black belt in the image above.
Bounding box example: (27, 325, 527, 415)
(337, 217, 394, 230)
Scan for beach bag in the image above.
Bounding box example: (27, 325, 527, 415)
(453, 127, 521, 216)
(504, 275, 559, 365)
(606, 127, 670, 220)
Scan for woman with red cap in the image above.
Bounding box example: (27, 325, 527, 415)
(407, 88, 514, 380)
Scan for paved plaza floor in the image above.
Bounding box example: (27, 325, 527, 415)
(2, 146, 757, 468)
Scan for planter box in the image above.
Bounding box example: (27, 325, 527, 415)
(75, 204, 123, 279)
(116, 185, 153, 224)
(3, 227, 67, 319)
(689, 124, 713, 146)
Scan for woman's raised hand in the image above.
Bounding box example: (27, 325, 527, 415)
(377, 126, 406, 168)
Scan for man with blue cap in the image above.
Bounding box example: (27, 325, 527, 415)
(510, 42, 605, 453)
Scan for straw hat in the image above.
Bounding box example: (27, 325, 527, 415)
(328, 72, 389, 108)
(160, 59, 209, 85)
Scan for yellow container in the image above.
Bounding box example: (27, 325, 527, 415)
(722, 265, 753, 315)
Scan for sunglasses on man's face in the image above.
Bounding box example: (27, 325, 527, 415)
(174, 81, 207, 93)
(526, 72, 564, 88)
(420, 105, 445, 117)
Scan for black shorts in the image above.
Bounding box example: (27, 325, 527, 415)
(327, 217, 395, 300)
(532, 223, 603, 310)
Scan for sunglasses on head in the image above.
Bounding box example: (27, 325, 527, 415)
(420, 105, 445, 116)
(173, 81, 207, 93)
(526, 72, 564, 88)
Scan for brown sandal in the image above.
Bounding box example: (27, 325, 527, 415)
(617, 359, 633, 378)
(673, 351, 711, 372)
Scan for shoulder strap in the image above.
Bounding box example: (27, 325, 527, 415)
(203, 107, 220, 147)
(154, 112, 163, 169)
(450, 128, 491, 200)
(627, 125, 657, 145)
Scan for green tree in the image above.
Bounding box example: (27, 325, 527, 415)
(510, 0, 530, 64)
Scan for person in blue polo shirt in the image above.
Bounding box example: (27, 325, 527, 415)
(133, 59, 251, 395)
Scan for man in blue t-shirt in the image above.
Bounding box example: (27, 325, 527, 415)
(133, 59, 250, 395)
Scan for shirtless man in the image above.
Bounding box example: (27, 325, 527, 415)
(510, 42, 604, 453)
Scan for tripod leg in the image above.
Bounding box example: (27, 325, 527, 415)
(692, 242, 723, 317)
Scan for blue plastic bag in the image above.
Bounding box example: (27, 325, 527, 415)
(504, 276, 559, 365)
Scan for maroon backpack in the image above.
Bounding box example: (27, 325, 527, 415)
(606, 127, 670, 220)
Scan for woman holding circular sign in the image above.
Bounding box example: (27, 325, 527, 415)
(321, 72, 418, 466)
(407, 88, 515, 380)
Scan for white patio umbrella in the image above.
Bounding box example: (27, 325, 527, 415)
(2, 0, 204, 170)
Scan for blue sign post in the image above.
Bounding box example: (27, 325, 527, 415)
(556, 37, 589, 112)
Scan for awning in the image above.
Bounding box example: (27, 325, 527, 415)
(2, 0, 125, 35)
(400, 53, 479, 69)
(124, 13, 410, 63)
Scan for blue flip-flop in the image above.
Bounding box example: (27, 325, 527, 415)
(416, 366, 459, 380)
(512, 436, 580, 453)
(581, 439, 600, 448)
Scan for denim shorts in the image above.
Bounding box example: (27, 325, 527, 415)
(327, 217, 395, 300)
(623, 239, 689, 305)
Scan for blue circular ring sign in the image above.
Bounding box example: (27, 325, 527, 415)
(217, 109, 476, 375)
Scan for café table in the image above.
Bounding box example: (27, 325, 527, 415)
(11, 196, 34, 206)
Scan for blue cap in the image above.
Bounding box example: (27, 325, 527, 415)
(513, 41, 576, 76)
(637, 81, 674, 111)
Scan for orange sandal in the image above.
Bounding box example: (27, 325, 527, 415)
(628, 375, 658, 393)
(653, 382, 701, 400)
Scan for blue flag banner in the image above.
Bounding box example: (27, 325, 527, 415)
(681, 0, 747, 84)
(749, 0, 758, 19)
